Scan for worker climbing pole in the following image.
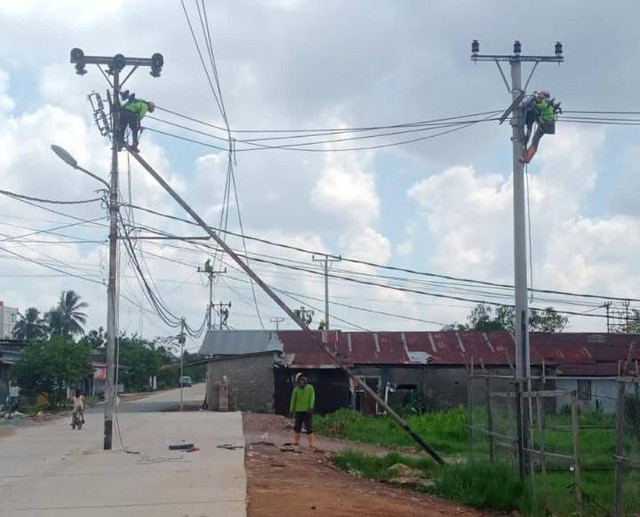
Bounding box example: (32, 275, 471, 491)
(115, 90, 156, 153)
(521, 90, 562, 164)
(471, 39, 564, 480)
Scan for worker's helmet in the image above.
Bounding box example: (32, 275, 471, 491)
(295, 372, 306, 383)
(147, 101, 156, 113)
(538, 91, 550, 99)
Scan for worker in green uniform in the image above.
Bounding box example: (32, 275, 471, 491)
(289, 372, 316, 447)
(116, 99, 155, 152)
(521, 91, 557, 164)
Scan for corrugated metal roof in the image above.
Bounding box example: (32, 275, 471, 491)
(200, 330, 284, 355)
(199, 330, 640, 376)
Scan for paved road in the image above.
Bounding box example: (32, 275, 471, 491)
(89, 383, 207, 414)
(0, 385, 247, 517)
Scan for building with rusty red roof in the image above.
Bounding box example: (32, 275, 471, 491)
(200, 330, 640, 415)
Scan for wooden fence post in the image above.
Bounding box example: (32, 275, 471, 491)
(467, 361, 474, 462)
(536, 393, 549, 512)
(613, 377, 626, 517)
(486, 376, 495, 463)
(571, 391, 583, 514)
(515, 381, 525, 482)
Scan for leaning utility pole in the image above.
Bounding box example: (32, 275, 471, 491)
(69, 48, 163, 450)
(127, 147, 446, 465)
(312, 254, 341, 329)
(197, 261, 226, 330)
(471, 39, 563, 476)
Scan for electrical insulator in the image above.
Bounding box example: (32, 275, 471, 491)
(513, 40, 522, 54)
(555, 42, 563, 57)
(471, 40, 480, 56)
(150, 53, 164, 78)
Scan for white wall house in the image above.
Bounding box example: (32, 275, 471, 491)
(0, 302, 19, 339)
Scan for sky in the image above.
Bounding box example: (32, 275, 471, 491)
(1, 0, 640, 350)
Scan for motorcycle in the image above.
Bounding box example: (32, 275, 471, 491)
(71, 410, 84, 430)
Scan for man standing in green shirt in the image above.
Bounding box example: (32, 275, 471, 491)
(116, 99, 156, 152)
(290, 372, 316, 447)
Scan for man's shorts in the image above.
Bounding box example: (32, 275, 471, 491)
(294, 411, 313, 433)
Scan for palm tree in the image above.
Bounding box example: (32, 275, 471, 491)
(47, 290, 89, 338)
(12, 307, 47, 341)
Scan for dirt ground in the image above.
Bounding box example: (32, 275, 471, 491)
(243, 413, 486, 517)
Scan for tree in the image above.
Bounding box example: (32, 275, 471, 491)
(12, 337, 92, 408)
(47, 290, 88, 338)
(12, 307, 47, 341)
(80, 327, 106, 350)
(444, 303, 568, 333)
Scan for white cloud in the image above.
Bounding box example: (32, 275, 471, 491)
(311, 152, 379, 228)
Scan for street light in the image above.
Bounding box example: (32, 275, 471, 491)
(50, 145, 110, 189)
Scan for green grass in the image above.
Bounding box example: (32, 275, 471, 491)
(333, 450, 434, 481)
(333, 451, 528, 513)
(320, 408, 640, 515)
(315, 407, 468, 454)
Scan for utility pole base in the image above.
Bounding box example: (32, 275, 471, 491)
(103, 419, 113, 450)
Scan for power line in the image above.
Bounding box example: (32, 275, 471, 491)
(0, 243, 104, 285)
(0, 188, 104, 205)
(145, 113, 500, 152)
(124, 202, 640, 305)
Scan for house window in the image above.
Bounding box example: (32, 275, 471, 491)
(577, 380, 592, 401)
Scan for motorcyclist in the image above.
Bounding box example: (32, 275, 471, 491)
(72, 389, 85, 427)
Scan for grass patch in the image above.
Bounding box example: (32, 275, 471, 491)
(316, 407, 467, 454)
(434, 461, 529, 512)
(333, 451, 528, 513)
(333, 450, 433, 481)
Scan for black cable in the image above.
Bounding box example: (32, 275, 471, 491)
(124, 203, 640, 305)
(0, 243, 104, 285)
(145, 115, 500, 152)
(126, 222, 616, 322)
(0, 189, 103, 205)
(0, 216, 108, 243)
(147, 113, 500, 147)
(180, 0, 225, 117)
(155, 105, 502, 134)
(2, 192, 108, 228)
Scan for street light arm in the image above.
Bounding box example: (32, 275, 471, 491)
(50, 144, 110, 189)
(76, 164, 111, 189)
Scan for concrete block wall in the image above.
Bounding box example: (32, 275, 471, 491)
(206, 353, 276, 413)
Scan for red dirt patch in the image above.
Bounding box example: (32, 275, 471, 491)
(243, 412, 485, 517)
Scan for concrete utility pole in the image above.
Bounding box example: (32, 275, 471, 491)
(179, 318, 186, 412)
(312, 254, 341, 329)
(197, 260, 226, 330)
(270, 317, 285, 331)
(69, 48, 163, 450)
(471, 39, 563, 477)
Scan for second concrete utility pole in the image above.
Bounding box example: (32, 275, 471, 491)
(312, 254, 341, 330)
